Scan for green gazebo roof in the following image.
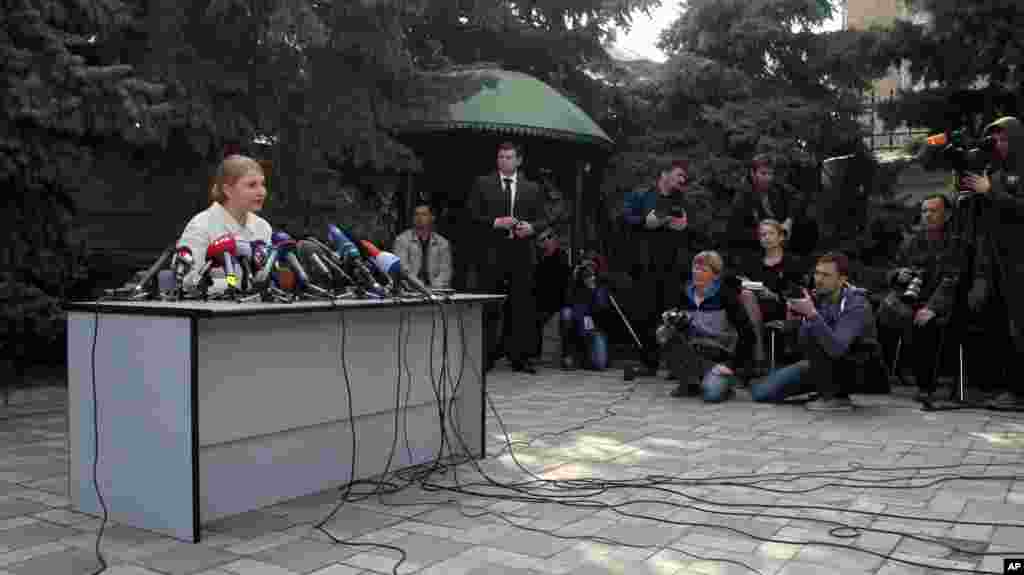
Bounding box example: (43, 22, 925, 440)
(400, 68, 614, 150)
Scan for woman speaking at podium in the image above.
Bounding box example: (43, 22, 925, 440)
(177, 155, 273, 288)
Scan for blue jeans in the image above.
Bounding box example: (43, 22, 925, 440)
(750, 360, 813, 402)
(750, 340, 856, 402)
(700, 367, 735, 402)
(560, 290, 609, 370)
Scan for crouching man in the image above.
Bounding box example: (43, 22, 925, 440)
(750, 252, 877, 411)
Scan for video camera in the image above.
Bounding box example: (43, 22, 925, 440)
(926, 130, 997, 193)
(655, 308, 692, 347)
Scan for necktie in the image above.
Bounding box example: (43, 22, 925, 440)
(503, 178, 513, 217)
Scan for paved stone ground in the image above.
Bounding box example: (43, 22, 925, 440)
(2, 369, 1023, 575)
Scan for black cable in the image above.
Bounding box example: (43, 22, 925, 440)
(89, 310, 109, 575)
(299, 295, 1021, 575)
(314, 307, 409, 575)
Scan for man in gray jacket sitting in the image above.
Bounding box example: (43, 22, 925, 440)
(750, 251, 878, 411)
(393, 204, 453, 289)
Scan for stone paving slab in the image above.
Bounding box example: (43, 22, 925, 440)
(2, 376, 1023, 575)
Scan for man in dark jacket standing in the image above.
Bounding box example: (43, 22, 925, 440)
(727, 154, 802, 262)
(961, 116, 1024, 407)
(621, 158, 708, 375)
(468, 142, 549, 373)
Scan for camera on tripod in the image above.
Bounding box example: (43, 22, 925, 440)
(574, 250, 601, 289)
(655, 308, 692, 346)
(926, 130, 996, 193)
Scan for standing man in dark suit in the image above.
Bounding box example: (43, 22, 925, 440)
(468, 142, 550, 373)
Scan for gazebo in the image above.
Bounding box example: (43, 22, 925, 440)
(396, 66, 615, 290)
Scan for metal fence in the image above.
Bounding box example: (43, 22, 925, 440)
(857, 93, 931, 152)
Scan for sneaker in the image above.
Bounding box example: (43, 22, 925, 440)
(989, 391, 1022, 408)
(805, 397, 855, 412)
(914, 390, 935, 404)
(670, 383, 700, 398)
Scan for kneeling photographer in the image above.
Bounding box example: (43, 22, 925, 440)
(559, 249, 613, 370)
(877, 194, 959, 402)
(659, 251, 755, 402)
(750, 252, 878, 411)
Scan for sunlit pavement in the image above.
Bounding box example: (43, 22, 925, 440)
(1, 371, 1022, 575)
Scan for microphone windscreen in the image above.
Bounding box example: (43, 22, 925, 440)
(374, 252, 400, 275)
(277, 268, 296, 291)
(158, 270, 176, 293)
(361, 240, 381, 257)
(235, 238, 252, 258)
(271, 230, 293, 247)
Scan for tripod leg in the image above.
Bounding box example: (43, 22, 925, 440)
(607, 291, 645, 352)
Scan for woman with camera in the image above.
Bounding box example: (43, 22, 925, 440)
(661, 251, 756, 401)
(559, 250, 612, 371)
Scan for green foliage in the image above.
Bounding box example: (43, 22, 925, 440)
(874, 0, 1024, 132)
(2, 0, 170, 366)
(600, 0, 893, 250)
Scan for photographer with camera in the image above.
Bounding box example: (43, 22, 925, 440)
(659, 251, 756, 402)
(876, 194, 959, 403)
(559, 249, 613, 370)
(958, 116, 1024, 407)
(532, 228, 571, 361)
(750, 252, 878, 411)
(621, 158, 710, 375)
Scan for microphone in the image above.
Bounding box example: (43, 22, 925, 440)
(303, 238, 355, 285)
(272, 231, 329, 296)
(251, 240, 269, 271)
(235, 238, 254, 291)
(131, 244, 175, 298)
(172, 246, 194, 286)
(332, 224, 393, 286)
(252, 235, 283, 289)
(206, 234, 239, 290)
(361, 240, 434, 299)
(297, 239, 337, 290)
(326, 224, 385, 295)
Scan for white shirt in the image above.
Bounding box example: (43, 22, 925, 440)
(177, 202, 273, 287)
(500, 171, 518, 216)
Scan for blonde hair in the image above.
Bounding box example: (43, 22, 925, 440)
(692, 250, 724, 275)
(209, 155, 264, 204)
(758, 218, 788, 244)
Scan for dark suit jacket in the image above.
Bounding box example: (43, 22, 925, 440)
(467, 173, 549, 268)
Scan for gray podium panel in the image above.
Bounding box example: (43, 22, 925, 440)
(196, 304, 485, 522)
(195, 305, 477, 446)
(67, 312, 197, 541)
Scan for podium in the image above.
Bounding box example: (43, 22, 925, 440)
(64, 294, 501, 542)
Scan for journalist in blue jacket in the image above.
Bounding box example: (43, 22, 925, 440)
(751, 251, 877, 412)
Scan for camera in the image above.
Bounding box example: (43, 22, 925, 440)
(655, 308, 692, 346)
(782, 273, 813, 301)
(894, 268, 925, 303)
(927, 130, 996, 193)
(574, 250, 600, 288)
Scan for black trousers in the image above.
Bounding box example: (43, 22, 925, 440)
(878, 319, 945, 392)
(479, 240, 538, 365)
(635, 270, 675, 369)
(665, 334, 731, 386)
